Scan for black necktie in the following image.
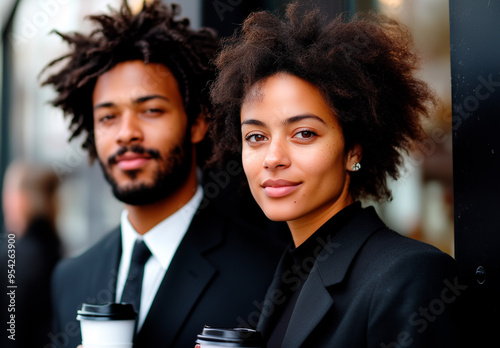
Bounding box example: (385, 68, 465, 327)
(120, 240, 151, 315)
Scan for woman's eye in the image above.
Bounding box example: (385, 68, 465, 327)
(246, 134, 267, 143)
(295, 130, 316, 139)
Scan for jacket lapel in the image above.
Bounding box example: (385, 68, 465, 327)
(135, 204, 224, 347)
(257, 249, 292, 335)
(282, 268, 334, 348)
(281, 207, 386, 348)
(88, 227, 122, 304)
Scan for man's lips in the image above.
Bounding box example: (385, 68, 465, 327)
(115, 153, 151, 171)
(261, 179, 302, 198)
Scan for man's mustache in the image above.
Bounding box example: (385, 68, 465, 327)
(107, 145, 161, 166)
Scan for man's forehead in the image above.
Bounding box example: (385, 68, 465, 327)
(92, 60, 180, 105)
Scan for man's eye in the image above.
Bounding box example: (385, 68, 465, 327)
(144, 108, 164, 115)
(99, 115, 115, 123)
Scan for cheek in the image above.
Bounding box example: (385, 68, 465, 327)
(94, 131, 116, 160)
(93, 136, 107, 159)
(143, 126, 180, 155)
(156, 118, 187, 143)
(242, 148, 255, 178)
(299, 146, 345, 180)
(242, 148, 262, 183)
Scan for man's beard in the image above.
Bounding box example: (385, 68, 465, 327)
(99, 136, 193, 206)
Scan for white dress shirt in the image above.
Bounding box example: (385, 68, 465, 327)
(115, 186, 203, 331)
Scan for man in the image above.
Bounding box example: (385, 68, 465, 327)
(41, 2, 287, 347)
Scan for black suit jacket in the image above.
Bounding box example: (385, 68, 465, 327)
(51, 199, 288, 348)
(258, 206, 460, 348)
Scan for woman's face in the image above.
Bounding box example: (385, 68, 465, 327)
(241, 73, 361, 236)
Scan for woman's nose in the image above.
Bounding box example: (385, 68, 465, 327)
(263, 139, 291, 169)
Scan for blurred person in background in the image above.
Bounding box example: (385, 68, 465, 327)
(1, 161, 62, 347)
(40, 1, 287, 347)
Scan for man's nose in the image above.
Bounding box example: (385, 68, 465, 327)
(116, 112, 143, 145)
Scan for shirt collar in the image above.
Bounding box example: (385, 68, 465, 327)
(120, 186, 204, 269)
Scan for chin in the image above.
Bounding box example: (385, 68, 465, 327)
(114, 168, 148, 181)
(119, 168, 163, 188)
(260, 204, 297, 222)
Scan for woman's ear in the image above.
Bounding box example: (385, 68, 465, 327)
(346, 144, 363, 172)
(190, 113, 209, 144)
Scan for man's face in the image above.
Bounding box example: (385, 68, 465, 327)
(92, 60, 197, 205)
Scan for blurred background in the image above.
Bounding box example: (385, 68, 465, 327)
(0, 0, 454, 257)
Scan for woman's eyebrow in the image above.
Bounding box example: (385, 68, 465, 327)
(241, 114, 326, 127)
(283, 114, 326, 125)
(241, 119, 266, 126)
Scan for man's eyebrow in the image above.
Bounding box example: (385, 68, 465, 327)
(283, 114, 326, 125)
(93, 102, 115, 110)
(133, 95, 170, 104)
(93, 95, 170, 110)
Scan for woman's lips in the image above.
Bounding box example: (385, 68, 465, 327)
(262, 179, 301, 198)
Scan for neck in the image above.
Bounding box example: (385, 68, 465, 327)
(125, 165, 199, 235)
(287, 191, 354, 248)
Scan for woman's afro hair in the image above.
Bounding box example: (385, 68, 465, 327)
(209, 3, 435, 201)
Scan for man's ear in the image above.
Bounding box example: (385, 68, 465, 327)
(190, 113, 209, 144)
(346, 143, 363, 171)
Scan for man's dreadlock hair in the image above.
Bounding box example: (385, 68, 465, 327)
(41, 0, 218, 165)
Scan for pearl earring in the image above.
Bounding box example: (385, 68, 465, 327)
(351, 163, 361, 171)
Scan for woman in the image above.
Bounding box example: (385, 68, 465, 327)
(208, 3, 460, 348)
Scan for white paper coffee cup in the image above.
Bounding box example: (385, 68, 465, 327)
(83, 344, 132, 348)
(196, 326, 264, 347)
(77, 303, 136, 347)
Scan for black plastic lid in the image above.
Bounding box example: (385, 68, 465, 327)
(76, 303, 137, 321)
(196, 326, 264, 347)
